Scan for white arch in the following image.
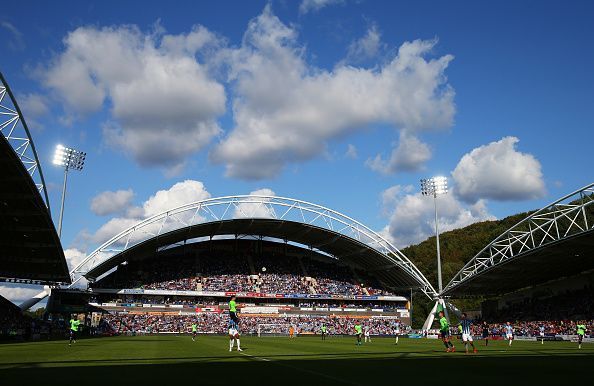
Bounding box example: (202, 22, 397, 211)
(0, 72, 50, 209)
(71, 195, 437, 297)
(443, 182, 594, 295)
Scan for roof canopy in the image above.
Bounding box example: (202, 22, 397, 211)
(0, 73, 69, 284)
(443, 183, 594, 296)
(72, 196, 436, 297)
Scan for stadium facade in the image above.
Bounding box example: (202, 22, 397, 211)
(0, 72, 69, 285)
(58, 196, 444, 329)
(443, 183, 594, 297)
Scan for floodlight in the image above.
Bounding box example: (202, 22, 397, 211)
(420, 176, 448, 197)
(420, 176, 449, 295)
(53, 144, 87, 237)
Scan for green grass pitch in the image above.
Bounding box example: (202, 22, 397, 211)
(1, 335, 592, 385)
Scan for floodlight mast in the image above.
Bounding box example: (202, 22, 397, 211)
(420, 176, 450, 331)
(53, 144, 86, 238)
(420, 176, 448, 292)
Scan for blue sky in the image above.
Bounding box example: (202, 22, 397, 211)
(1, 0, 593, 302)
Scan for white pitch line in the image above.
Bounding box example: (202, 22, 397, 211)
(239, 351, 361, 385)
(240, 352, 270, 361)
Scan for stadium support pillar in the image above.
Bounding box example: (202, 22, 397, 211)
(422, 298, 449, 332)
(19, 286, 51, 311)
(422, 298, 463, 332)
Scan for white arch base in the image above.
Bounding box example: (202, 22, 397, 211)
(19, 287, 50, 311)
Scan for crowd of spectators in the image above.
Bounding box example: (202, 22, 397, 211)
(91, 293, 405, 311)
(257, 273, 311, 293)
(90, 251, 396, 297)
(0, 297, 67, 341)
(202, 274, 254, 292)
(453, 319, 594, 337)
(0, 297, 34, 340)
(314, 277, 365, 296)
(484, 286, 594, 321)
(101, 312, 406, 335)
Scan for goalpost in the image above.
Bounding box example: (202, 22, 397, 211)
(257, 323, 293, 337)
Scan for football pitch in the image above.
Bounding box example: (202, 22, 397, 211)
(1, 335, 592, 385)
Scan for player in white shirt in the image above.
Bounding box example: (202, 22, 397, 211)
(459, 313, 478, 354)
(538, 325, 545, 345)
(364, 324, 371, 343)
(394, 321, 401, 345)
(228, 320, 242, 352)
(504, 322, 514, 346)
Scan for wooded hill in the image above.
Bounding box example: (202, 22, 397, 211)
(402, 210, 532, 290)
(402, 210, 533, 326)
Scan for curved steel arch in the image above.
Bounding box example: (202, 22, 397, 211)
(71, 195, 437, 297)
(0, 72, 51, 210)
(443, 182, 594, 295)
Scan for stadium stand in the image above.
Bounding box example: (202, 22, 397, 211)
(100, 313, 404, 336)
(0, 72, 69, 284)
(90, 240, 394, 297)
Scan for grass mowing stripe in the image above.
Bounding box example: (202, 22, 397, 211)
(239, 351, 362, 386)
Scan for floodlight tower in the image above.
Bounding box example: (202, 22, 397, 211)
(53, 144, 86, 238)
(420, 176, 451, 331)
(420, 176, 448, 292)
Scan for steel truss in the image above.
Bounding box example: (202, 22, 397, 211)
(0, 72, 50, 209)
(71, 195, 437, 297)
(443, 183, 594, 295)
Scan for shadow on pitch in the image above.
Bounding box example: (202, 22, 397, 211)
(2, 354, 593, 386)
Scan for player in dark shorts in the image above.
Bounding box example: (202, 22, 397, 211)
(354, 322, 363, 346)
(439, 311, 455, 352)
(577, 322, 586, 349)
(229, 296, 239, 323)
(68, 316, 81, 346)
(482, 321, 490, 346)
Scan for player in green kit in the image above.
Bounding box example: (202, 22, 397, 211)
(321, 324, 327, 340)
(577, 322, 587, 349)
(354, 322, 362, 346)
(191, 322, 198, 341)
(69, 316, 81, 346)
(438, 311, 455, 352)
(229, 296, 238, 323)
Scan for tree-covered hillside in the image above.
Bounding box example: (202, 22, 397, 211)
(402, 210, 532, 290)
(403, 210, 534, 327)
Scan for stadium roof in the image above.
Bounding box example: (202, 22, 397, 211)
(443, 183, 594, 297)
(0, 73, 70, 284)
(85, 218, 422, 290)
(72, 196, 437, 297)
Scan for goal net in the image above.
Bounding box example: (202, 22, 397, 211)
(257, 324, 293, 337)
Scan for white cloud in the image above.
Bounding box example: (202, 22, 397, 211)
(452, 136, 546, 203)
(0, 284, 41, 305)
(64, 248, 87, 271)
(88, 180, 212, 245)
(234, 188, 277, 218)
(17, 92, 50, 130)
(299, 0, 344, 15)
(1, 21, 25, 50)
(41, 25, 226, 172)
(210, 7, 455, 179)
(143, 180, 211, 217)
(366, 131, 432, 174)
(90, 189, 134, 216)
(345, 144, 358, 159)
(380, 185, 495, 248)
(91, 217, 141, 245)
(18, 93, 49, 117)
(345, 24, 382, 63)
